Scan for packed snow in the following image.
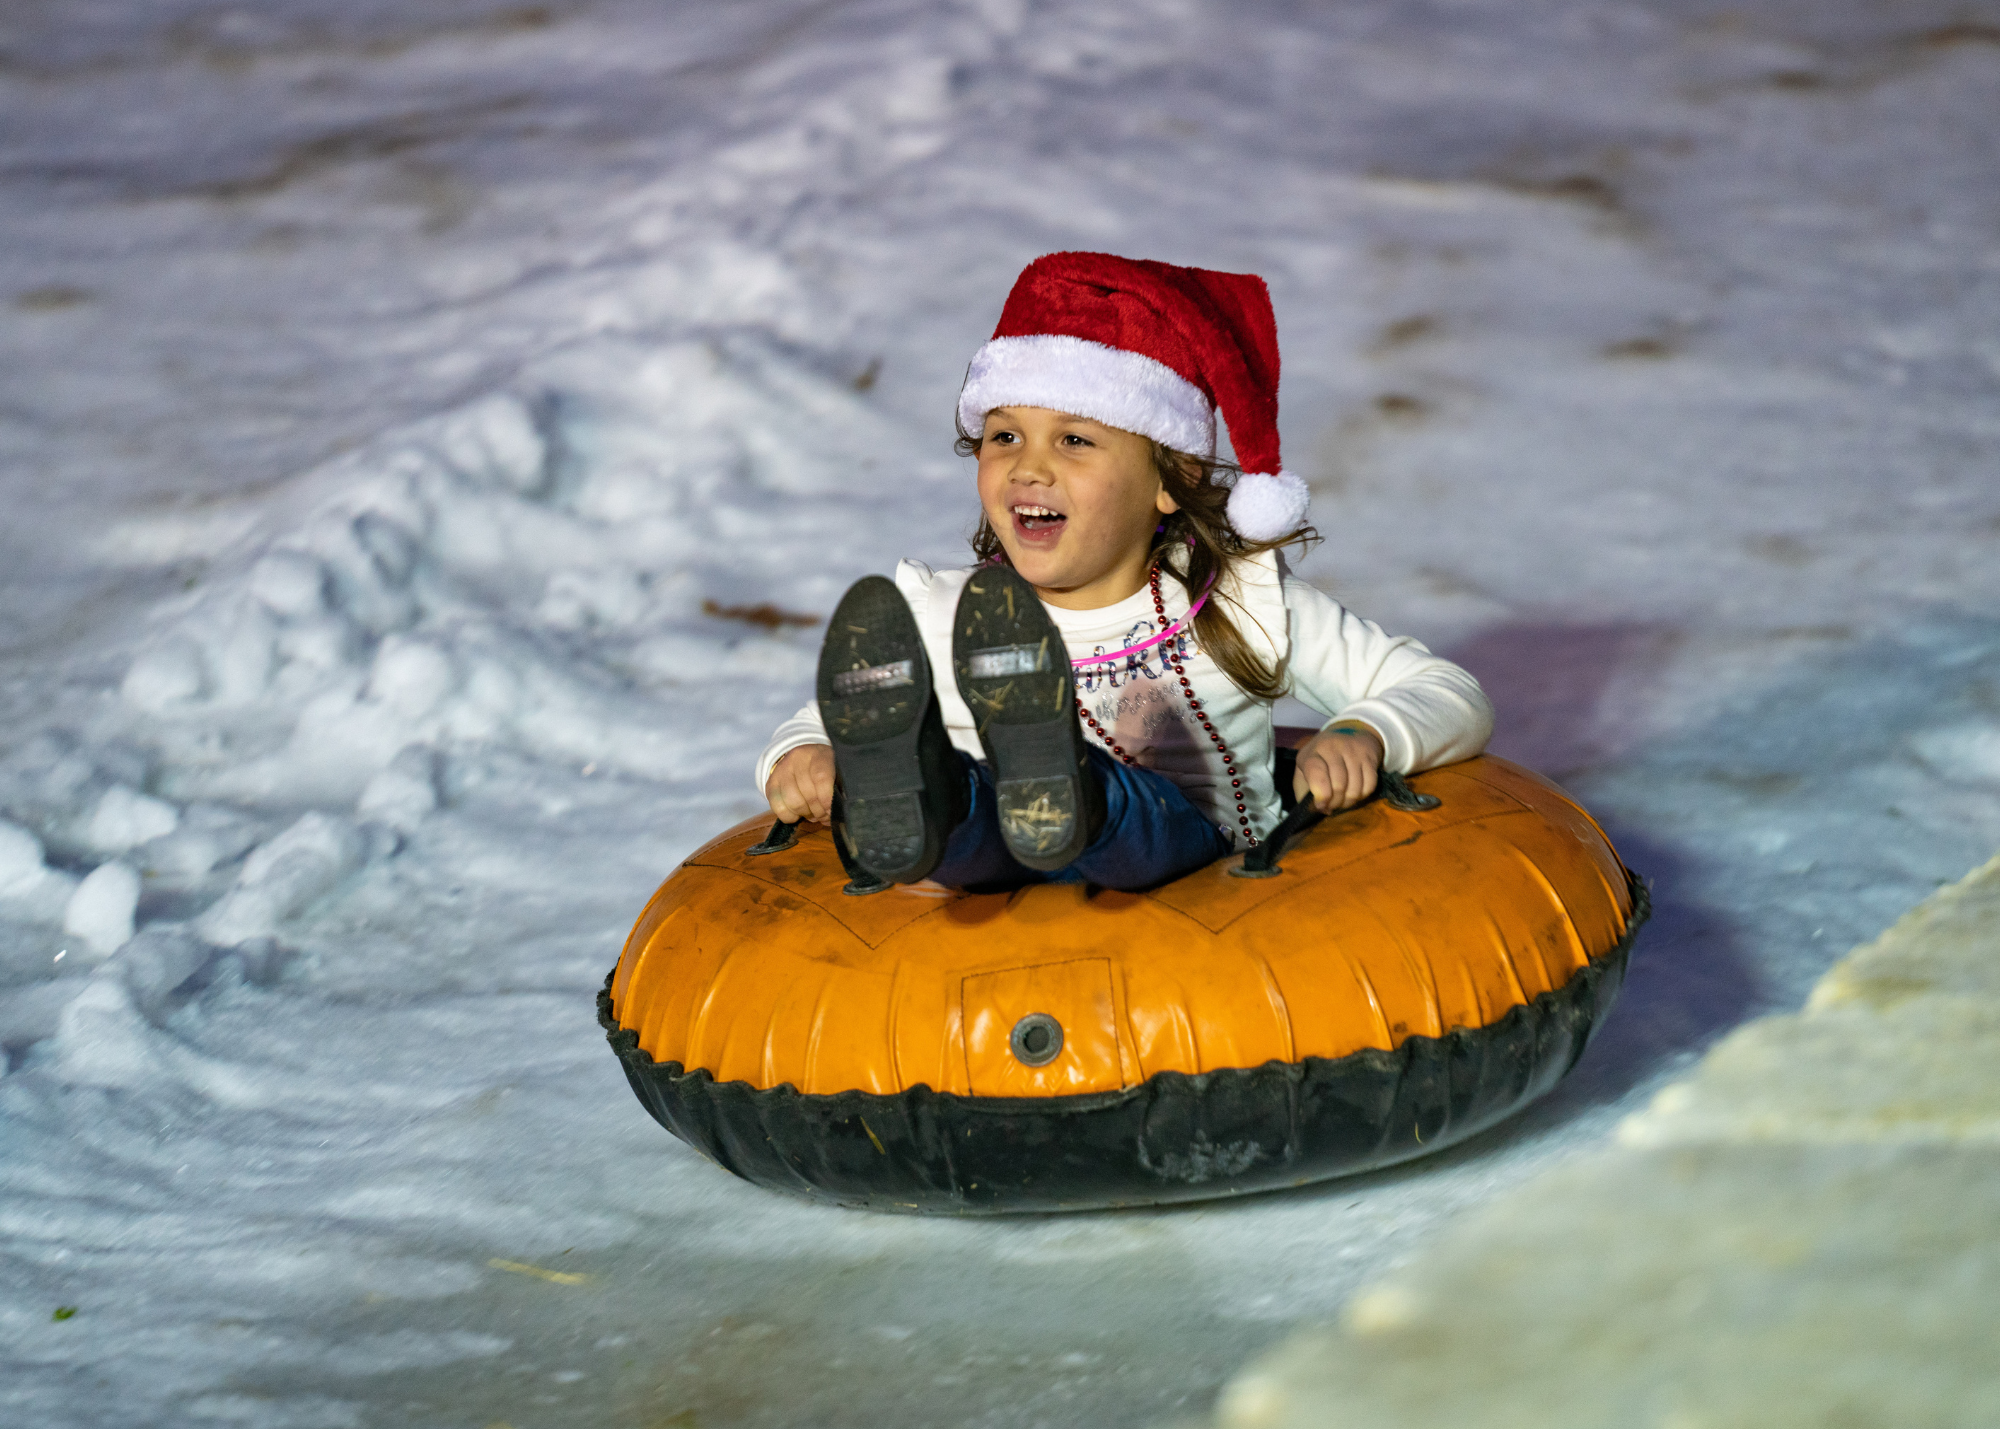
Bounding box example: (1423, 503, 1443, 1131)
(2, 1, 1998, 1425)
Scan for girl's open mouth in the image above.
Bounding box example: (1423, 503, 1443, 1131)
(1011, 503, 1067, 545)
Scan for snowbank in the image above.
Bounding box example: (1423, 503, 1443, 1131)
(1207, 852, 2000, 1429)
(0, 331, 932, 1070)
(109, 336, 926, 805)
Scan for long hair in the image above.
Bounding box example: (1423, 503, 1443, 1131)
(957, 428, 1317, 700)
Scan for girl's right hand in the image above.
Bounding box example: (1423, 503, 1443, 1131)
(766, 743, 835, 824)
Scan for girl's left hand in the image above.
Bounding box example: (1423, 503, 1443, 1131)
(1292, 723, 1384, 812)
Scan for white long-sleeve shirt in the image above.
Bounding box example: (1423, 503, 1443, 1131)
(756, 548, 1493, 845)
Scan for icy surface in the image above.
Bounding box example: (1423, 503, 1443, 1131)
(2, 1, 1999, 1425)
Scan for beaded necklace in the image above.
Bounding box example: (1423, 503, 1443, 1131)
(1072, 561, 1258, 848)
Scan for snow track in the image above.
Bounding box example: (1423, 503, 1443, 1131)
(3, 1, 1999, 1425)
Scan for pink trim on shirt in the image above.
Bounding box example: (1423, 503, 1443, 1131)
(1070, 579, 1214, 670)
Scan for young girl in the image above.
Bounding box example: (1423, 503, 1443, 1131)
(758, 252, 1492, 891)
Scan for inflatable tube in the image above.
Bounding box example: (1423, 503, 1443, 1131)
(601, 752, 1644, 1213)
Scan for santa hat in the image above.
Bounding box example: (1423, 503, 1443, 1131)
(956, 252, 1311, 542)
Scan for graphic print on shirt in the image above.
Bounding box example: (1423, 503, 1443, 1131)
(1074, 619, 1212, 784)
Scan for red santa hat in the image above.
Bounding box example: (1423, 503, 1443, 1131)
(956, 252, 1311, 542)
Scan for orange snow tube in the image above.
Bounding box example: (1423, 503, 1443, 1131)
(600, 750, 1644, 1212)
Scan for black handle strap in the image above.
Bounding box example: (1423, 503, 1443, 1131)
(744, 819, 799, 857)
(1229, 770, 1441, 879)
(1231, 793, 1322, 878)
(1380, 769, 1443, 814)
(743, 791, 889, 895)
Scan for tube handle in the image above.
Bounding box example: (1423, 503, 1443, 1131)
(1229, 770, 1440, 879)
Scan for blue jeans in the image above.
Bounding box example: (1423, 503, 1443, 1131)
(930, 749, 1231, 893)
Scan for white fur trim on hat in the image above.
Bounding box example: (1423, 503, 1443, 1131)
(957, 334, 1216, 454)
(1226, 469, 1310, 542)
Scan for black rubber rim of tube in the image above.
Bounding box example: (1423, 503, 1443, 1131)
(599, 873, 1649, 1214)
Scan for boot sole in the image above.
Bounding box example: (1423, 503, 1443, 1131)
(817, 576, 957, 883)
(952, 567, 1093, 872)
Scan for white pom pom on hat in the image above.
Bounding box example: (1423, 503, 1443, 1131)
(1226, 469, 1311, 541)
(958, 252, 1310, 542)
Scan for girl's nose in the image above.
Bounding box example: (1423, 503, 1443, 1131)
(1013, 439, 1058, 481)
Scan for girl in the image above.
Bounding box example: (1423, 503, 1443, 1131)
(758, 252, 1492, 891)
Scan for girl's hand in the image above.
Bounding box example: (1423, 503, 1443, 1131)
(1292, 723, 1385, 812)
(766, 743, 836, 824)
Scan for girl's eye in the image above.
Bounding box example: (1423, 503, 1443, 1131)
(1061, 433, 1093, 448)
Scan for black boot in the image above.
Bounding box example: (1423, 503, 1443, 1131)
(951, 564, 1105, 872)
(816, 575, 966, 884)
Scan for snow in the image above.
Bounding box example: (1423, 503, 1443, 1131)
(2, 1, 1998, 1425)
(0, 821, 57, 902)
(62, 862, 140, 957)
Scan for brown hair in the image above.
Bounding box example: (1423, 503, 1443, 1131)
(956, 428, 1318, 700)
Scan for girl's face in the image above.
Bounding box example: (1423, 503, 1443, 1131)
(975, 406, 1180, 609)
